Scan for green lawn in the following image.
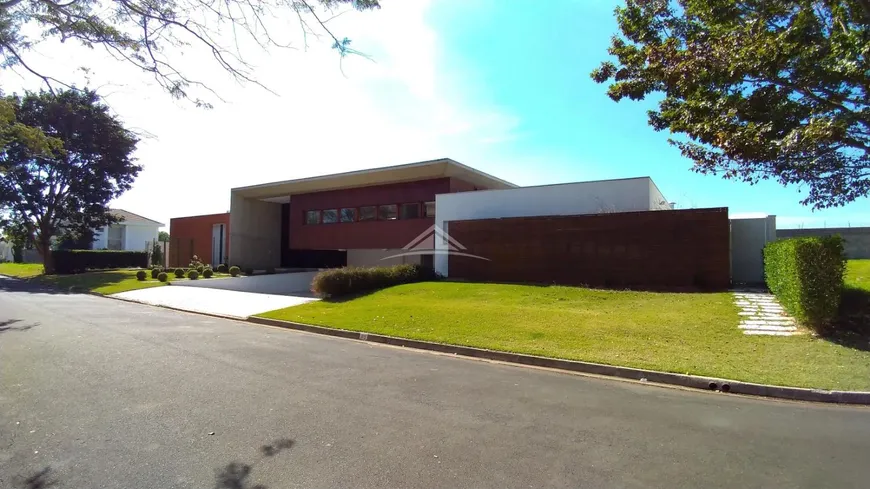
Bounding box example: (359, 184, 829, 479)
(259, 279, 870, 391)
(846, 259, 870, 291)
(0, 262, 45, 278)
(36, 269, 167, 294)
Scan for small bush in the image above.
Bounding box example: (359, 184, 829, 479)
(188, 269, 199, 280)
(174, 268, 185, 278)
(217, 264, 228, 274)
(244, 267, 254, 276)
(764, 236, 846, 330)
(229, 266, 240, 277)
(157, 272, 168, 282)
(311, 264, 437, 298)
(136, 270, 147, 281)
(150, 268, 160, 279)
(203, 268, 214, 278)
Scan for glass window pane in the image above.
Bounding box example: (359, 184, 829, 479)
(322, 209, 338, 224)
(400, 203, 420, 219)
(379, 204, 398, 220)
(305, 210, 320, 225)
(423, 202, 436, 217)
(340, 208, 356, 223)
(359, 206, 376, 221)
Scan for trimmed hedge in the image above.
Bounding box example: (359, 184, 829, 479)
(764, 236, 846, 329)
(136, 270, 147, 281)
(53, 250, 149, 274)
(311, 264, 437, 298)
(229, 266, 240, 277)
(150, 268, 161, 279)
(203, 268, 214, 279)
(188, 270, 199, 280)
(217, 264, 228, 274)
(157, 272, 169, 282)
(174, 268, 185, 278)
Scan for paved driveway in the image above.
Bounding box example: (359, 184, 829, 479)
(2, 277, 870, 488)
(113, 286, 317, 318)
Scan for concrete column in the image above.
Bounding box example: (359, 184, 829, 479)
(229, 192, 282, 269)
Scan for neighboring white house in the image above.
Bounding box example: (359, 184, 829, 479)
(92, 209, 164, 251)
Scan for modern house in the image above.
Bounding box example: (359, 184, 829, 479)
(168, 212, 231, 268)
(92, 209, 164, 251)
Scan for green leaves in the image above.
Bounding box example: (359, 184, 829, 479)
(764, 236, 846, 329)
(593, 0, 869, 208)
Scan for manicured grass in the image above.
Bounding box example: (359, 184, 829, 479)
(846, 259, 870, 291)
(36, 269, 167, 294)
(0, 262, 45, 278)
(258, 281, 870, 391)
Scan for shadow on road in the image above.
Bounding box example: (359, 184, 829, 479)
(216, 438, 295, 489)
(12, 467, 56, 489)
(0, 319, 38, 333)
(10, 438, 295, 489)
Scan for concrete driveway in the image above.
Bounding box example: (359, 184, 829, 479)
(173, 271, 318, 296)
(112, 286, 317, 318)
(3, 277, 870, 488)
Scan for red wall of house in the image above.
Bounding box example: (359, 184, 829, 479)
(168, 213, 230, 266)
(289, 177, 480, 250)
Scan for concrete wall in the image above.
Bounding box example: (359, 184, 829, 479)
(346, 249, 422, 267)
(777, 227, 870, 259)
(434, 178, 662, 276)
(169, 213, 230, 267)
(229, 193, 281, 269)
(730, 216, 777, 285)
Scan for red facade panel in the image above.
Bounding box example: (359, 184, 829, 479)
(168, 213, 230, 267)
(289, 178, 450, 250)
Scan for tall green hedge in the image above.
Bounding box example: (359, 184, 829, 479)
(763, 236, 846, 329)
(54, 250, 149, 274)
(311, 264, 437, 298)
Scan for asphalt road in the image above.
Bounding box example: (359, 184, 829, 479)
(1, 277, 869, 489)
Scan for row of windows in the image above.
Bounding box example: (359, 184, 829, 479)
(305, 202, 435, 225)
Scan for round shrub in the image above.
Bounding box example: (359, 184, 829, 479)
(217, 264, 228, 274)
(203, 268, 214, 279)
(188, 270, 199, 280)
(157, 272, 168, 282)
(150, 268, 160, 279)
(136, 270, 147, 281)
(229, 266, 240, 277)
(196, 265, 204, 274)
(174, 268, 185, 278)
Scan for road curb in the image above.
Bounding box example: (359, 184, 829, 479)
(247, 316, 870, 405)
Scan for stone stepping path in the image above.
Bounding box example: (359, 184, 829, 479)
(732, 291, 803, 336)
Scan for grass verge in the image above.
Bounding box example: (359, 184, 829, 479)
(258, 280, 870, 391)
(0, 263, 45, 278)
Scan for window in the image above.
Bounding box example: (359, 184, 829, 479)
(305, 210, 320, 225)
(340, 208, 356, 223)
(359, 206, 377, 221)
(423, 201, 436, 218)
(378, 204, 398, 220)
(400, 203, 420, 219)
(107, 224, 124, 250)
(322, 209, 338, 224)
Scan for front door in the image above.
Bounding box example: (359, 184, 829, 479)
(211, 224, 225, 267)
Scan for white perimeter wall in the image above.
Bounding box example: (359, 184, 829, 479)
(434, 178, 662, 276)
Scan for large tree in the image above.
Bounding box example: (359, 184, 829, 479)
(0, 90, 140, 273)
(0, 0, 380, 106)
(592, 0, 869, 209)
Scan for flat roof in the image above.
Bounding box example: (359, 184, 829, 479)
(231, 158, 517, 200)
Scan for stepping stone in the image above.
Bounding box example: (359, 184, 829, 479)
(739, 323, 798, 331)
(743, 330, 801, 336)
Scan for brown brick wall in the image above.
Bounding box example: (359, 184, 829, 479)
(168, 213, 230, 267)
(447, 208, 730, 290)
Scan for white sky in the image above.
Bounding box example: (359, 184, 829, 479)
(2, 0, 525, 228)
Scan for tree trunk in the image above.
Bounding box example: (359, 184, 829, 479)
(38, 238, 54, 274)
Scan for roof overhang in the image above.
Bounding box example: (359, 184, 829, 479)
(231, 158, 517, 200)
